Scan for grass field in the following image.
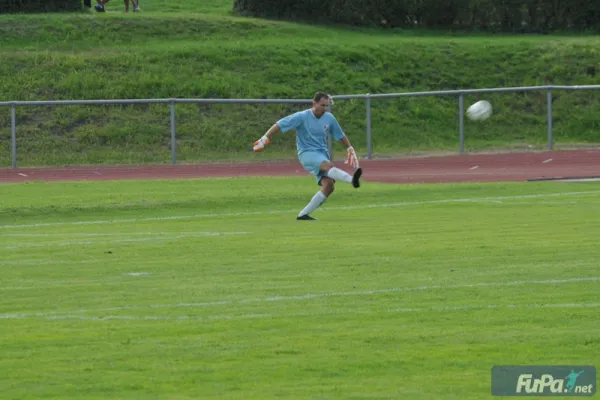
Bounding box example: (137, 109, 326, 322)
(2, 0, 600, 166)
(1, 177, 599, 398)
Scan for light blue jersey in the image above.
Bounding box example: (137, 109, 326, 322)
(276, 109, 346, 157)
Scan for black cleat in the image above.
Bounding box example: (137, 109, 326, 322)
(352, 168, 362, 188)
(296, 214, 317, 220)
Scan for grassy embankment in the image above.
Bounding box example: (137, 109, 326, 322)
(1, 0, 600, 166)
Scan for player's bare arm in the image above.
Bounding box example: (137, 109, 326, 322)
(264, 123, 280, 139)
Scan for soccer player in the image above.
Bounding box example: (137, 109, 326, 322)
(253, 91, 362, 220)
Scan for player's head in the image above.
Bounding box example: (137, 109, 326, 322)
(312, 92, 332, 117)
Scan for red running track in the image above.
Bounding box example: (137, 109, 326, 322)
(1, 150, 599, 184)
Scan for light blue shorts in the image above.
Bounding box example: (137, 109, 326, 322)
(298, 150, 331, 186)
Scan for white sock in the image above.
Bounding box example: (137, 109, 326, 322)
(327, 167, 352, 183)
(298, 191, 328, 217)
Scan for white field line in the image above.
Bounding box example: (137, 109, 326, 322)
(0, 254, 588, 268)
(2, 276, 598, 318)
(2, 232, 249, 250)
(0, 256, 192, 267)
(0, 259, 106, 266)
(2, 190, 600, 230)
(2, 232, 210, 237)
(3, 261, 594, 290)
(325, 191, 600, 212)
(492, 201, 581, 205)
(559, 178, 600, 182)
(1, 302, 599, 321)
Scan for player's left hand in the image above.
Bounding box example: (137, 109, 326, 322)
(345, 146, 359, 169)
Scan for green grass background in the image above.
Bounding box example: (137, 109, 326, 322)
(1, 0, 600, 166)
(1, 177, 600, 398)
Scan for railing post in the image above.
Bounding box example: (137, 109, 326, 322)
(11, 103, 16, 169)
(365, 93, 372, 160)
(547, 87, 553, 150)
(458, 93, 465, 153)
(327, 100, 333, 160)
(170, 100, 176, 165)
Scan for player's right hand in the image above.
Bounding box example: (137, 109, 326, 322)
(253, 135, 271, 152)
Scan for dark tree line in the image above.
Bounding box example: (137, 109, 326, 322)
(233, 0, 600, 32)
(1, 0, 81, 13)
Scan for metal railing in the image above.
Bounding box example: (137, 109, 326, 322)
(3, 84, 600, 168)
(332, 84, 600, 158)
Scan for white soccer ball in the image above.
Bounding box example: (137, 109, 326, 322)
(466, 100, 492, 121)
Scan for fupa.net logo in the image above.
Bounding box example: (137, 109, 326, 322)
(516, 370, 593, 395)
(492, 365, 597, 397)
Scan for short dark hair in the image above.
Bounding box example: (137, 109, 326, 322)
(313, 91, 331, 103)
